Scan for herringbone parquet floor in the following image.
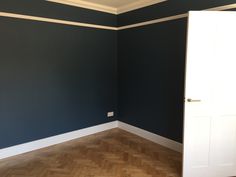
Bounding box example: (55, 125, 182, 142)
(0, 129, 182, 177)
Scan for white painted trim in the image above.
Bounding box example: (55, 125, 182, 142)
(117, 0, 167, 14)
(118, 13, 188, 30)
(46, 0, 166, 15)
(0, 4, 235, 31)
(0, 12, 118, 30)
(46, 0, 117, 14)
(205, 3, 236, 11)
(0, 120, 182, 160)
(118, 3, 236, 30)
(0, 121, 118, 160)
(46, 0, 236, 16)
(118, 121, 183, 153)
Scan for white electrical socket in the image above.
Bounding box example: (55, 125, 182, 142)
(107, 112, 114, 117)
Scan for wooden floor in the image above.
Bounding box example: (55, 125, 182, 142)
(0, 129, 182, 177)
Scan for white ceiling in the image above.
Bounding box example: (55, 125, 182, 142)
(47, 0, 167, 14)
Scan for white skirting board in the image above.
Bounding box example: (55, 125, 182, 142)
(0, 120, 182, 160)
(118, 121, 183, 153)
(0, 121, 118, 160)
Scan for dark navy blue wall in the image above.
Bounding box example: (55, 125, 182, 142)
(118, 0, 236, 26)
(0, 3, 117, 149)
(1, 0, 235, 148)
(117, 1, 236, 143)
(0, 0, 117, 26)
(118, 20, 186, 143)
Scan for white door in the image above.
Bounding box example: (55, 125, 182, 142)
(183, 11, 236, 177)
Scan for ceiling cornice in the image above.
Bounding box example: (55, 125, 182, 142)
(47, 0, 117, 14)
(117, 0, 167, 14)
(46, 0, 167, 15)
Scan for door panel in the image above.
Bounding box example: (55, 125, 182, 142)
(183, 11, 236, 177)
(212, 116, 236, 165)
(187, 116, 211, 167)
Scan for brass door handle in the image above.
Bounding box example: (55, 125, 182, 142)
(187, 98, 201, 102)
